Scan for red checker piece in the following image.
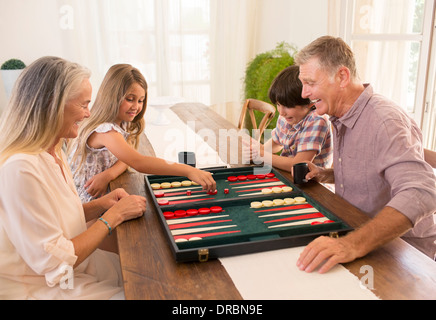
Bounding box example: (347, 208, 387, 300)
(210, 206, 223, 213)
(198, 208, 211, 215)
(256, 174, 266, 179)
(158, 199, 170, 206)
(237, 175, 247, 181)
(174, 210, 187, 218)
(154, 191, 165, 198)
(247, 174, 257, 180)
(266, 173, 275, 178)
(187, 209, 199, 216)
(163, 211, 175, 219)
(227, 176, 238, 182)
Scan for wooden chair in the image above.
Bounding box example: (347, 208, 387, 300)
(237, 99, 276, 141)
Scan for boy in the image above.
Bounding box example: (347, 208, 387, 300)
(246, 65, 332, 171)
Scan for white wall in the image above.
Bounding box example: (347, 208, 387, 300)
(0, 0, 66, 111)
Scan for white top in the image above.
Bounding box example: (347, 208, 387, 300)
(0, 152, 123, 299)
(70, 123, 129, 203)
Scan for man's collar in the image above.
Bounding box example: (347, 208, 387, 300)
(330, 84, 372, 129)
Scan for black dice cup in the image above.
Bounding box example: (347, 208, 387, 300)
(178, 151, 196, 167)
(293, 162, 309, 184)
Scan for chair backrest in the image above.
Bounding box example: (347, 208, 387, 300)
(238, 99, 276, 141)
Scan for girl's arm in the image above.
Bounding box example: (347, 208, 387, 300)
(84, 160, 129, 198)
(87, 130, 216, 191)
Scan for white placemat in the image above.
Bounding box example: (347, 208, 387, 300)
(220, 247, 379, 300)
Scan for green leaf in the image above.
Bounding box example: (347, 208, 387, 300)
(243, 42, 298, 134)
(1, 59, 26, 70)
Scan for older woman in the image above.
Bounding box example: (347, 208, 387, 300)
(0, 57, 146, 299)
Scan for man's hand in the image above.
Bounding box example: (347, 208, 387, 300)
(296, 236, 360, 273)
(296, 206, 412, 273)
(305, 161, 335, 184)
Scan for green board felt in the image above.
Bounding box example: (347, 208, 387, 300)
(169, 195, 347, 250)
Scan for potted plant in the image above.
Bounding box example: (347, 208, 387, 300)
(243, 42, 297, 132)
(1, 58, 26, 98)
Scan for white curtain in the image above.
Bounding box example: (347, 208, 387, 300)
(209, 0, 259, 124)
(0, 0, 260, 123)
(57, 0, 177, 102)
(0, 0, 261, 123)
(55, 0, 259, 117)
(351, 0, 418, 113)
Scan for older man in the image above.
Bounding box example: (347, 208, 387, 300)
(295, 36, 436, 273)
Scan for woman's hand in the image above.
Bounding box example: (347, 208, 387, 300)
(73, 188, 146, 267)
(102, 189, 146, 228)
(97, 188, 130, 211)
(107, 195, 147, 227)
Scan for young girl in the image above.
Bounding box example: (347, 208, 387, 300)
(69, 64, 215, 203)
(245, 65, 332, 171)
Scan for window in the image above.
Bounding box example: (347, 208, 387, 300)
(339, 0, 435, 133)
(105, 0, 211, 104)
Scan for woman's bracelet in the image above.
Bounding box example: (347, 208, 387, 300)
(98, 217, 112, 235)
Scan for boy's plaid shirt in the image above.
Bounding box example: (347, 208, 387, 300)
(271, 110, 333, 168)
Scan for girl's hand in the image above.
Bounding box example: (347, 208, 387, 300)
(84, 171, 111, 198)
(186, 168, 217, 192)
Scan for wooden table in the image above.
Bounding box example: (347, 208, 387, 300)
(111, 103, 436, 300)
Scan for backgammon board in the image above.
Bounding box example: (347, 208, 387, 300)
(144, 166, 352, 262)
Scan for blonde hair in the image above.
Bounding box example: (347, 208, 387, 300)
(69, 64, 147, 170)
(0, 56, 91, 166)
(295, 36, 358, 80)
